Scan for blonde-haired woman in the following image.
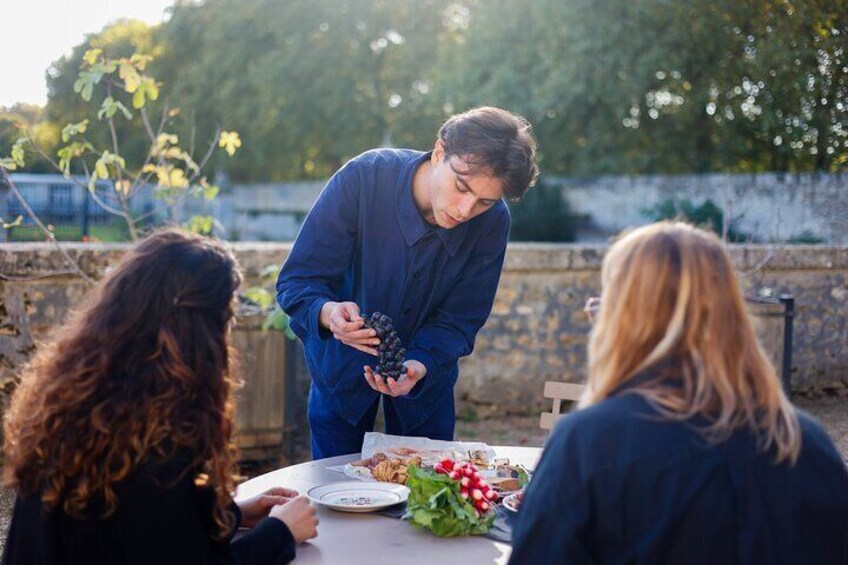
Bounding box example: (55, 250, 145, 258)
(510, 222, 848, 564)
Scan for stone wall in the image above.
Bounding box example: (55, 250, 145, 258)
(464, 243, 848, 416)
(1, 242, 846, 422)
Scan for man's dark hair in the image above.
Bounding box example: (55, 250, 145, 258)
(438, 106, 539, 202)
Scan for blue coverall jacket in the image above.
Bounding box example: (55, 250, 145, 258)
(276, 148, 509, 431)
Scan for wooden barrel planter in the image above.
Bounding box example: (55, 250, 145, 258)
(231, 311, 296, 463)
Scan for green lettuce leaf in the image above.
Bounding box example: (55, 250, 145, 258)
(402, 466, 495, 537)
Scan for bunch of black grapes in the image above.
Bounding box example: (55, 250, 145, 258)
(363, 312, 406, 380)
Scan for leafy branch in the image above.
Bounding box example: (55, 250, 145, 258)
(2, 47, 241, 245)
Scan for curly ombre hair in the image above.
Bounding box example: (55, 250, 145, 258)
(4, 229, 243, 536)
(582, 221, 801, 463)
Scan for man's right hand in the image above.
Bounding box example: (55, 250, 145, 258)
(319, 301, 379, 355)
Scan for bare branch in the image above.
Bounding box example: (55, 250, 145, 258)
(31, 143, 125, 216)
(141, 106, 158, 142)
(128, 103, 169, 193)
(189, 114, 197, 157)
(189, 126, 221, 184)
(0, 271, 91, 282)
(104, 88, 138, 240)
(79, 161, 125, 217)
(132, 189, 195, 224)
(739, 248, 777, 278)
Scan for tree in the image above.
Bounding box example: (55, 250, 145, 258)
(43, 20, 162, 177)
(154, 0, 452, 180)
(2, 46, 240, 242)
(508, 180, 576, 242)
(438, 0, 848, 175)
(0, 104, 57, 174)
(30, 0, 847, 181)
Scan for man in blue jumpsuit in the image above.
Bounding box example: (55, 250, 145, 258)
(276, 107, 539, 459)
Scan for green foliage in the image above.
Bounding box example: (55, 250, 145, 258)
(642, 197, 750, 242)
(9, 0, 845, 185)
(438, 0, 848, 175)
(152, 0, 451, 181)
(403, 465, 495, 537)
(6, 221, 131, 242)
(786, 230, 826, 244)
(1, 215, 22, 229)
(2, 38, 238, 241)
(0, 105, 54, 173)
(241, 265, 296, 338)
(185, 215, 215, 236)
(509, 180, 577, 242)
(43, 20, 158, 166)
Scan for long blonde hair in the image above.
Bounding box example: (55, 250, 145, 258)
(583, 221, 800, 463)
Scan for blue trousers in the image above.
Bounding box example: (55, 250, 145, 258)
(307, 382, 456, 459)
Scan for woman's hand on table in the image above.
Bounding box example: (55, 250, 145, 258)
(270, 495, 319, 543)
(237, 486, 299, 528)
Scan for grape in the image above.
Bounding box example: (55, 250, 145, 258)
(363, 311, 407, 381)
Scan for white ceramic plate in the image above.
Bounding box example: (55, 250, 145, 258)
(502, 491, 524, 513)
(307, 481, 410, 513)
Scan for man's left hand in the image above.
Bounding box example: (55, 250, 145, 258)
(364, 360, 427, 397)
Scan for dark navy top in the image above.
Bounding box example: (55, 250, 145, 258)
(510, 389, 848, 564)
(2, 456, 296, 564)
(276, 148, 509, 429)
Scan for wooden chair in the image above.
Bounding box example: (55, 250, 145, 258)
(539, 381, 587, 431)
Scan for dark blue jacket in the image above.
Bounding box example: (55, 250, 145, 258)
(276, 148, 509, 429)
(510, 389, 848, 564)
(2, 456, 295, 564)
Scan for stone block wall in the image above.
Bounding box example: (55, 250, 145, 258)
(462, 243, 848, 416)
(1, 242, 846, 424)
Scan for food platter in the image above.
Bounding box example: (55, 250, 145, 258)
(502, 491, 524, 513)
(307, 481, 410, 513)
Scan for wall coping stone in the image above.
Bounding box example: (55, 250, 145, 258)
(2, 242, 847, 278)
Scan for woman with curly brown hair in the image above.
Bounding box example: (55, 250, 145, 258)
(2, 229, 318, 564)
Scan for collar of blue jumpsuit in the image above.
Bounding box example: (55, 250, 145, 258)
(395, 151, 470, 257)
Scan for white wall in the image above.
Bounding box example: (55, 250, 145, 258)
(551, 172, 848, 244)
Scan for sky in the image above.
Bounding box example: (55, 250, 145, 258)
(1, 0, 176, 108)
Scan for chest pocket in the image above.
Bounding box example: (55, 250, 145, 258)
(432, 262, 466, 301)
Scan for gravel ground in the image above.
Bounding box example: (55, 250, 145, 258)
(0, 395, 845, 553)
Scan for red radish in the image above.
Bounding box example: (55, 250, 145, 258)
(429, 458, 497, 518)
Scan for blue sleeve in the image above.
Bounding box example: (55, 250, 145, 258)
(118, 468, 296, 564)
(276, 160, 361, 341)
(509, 419, 595, 564)
(404, 206, 509, 399)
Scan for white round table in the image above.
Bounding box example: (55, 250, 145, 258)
(236, 446, 542, 564)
